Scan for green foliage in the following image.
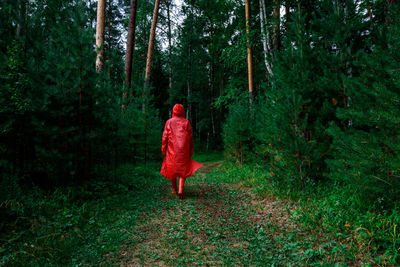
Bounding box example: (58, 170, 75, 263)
(214, 161, 400, 264)
(0, 163, 163, 266)
(223, 0, 400, 209)
(222, 98, 255, 164)
(118, 89, 162, 162)
(326, 9, 400, 209)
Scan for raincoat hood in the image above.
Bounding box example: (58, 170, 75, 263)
(172, 104, 185, 118)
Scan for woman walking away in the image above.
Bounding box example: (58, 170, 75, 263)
(160, 104, 204, 199)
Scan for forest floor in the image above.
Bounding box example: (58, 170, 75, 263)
(2, 155, 379, 266)
(114, 158, 371, 266)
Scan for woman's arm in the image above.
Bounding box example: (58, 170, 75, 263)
(161, 121, 169, 155)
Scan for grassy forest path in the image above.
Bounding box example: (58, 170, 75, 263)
(115, 158, 359, 266)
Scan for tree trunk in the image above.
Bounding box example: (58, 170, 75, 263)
(166, 0, 173, 94)
(143, 0, 161, 112)
(367, 1, 373, 22)
(124, 0, 138, 104)
(16, 0, 25, 38)
(245, 0, 254, 101)
(272, 0, 281, 54)
(144, 0, 161, 86)
(285, 2, 290, 30)
(259, 0, 273, 77)
(96, 0, 106, 72)
(107, 2, 112, 79)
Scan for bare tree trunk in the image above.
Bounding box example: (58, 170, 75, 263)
(245, 0, 254, 101)
(144, 0, 161, 86)
(285, 2, 290, 30)
(16, 0, 23, 38)
(166, 0, 173, 94)
(368, 1, 373, 22)
(259, 0, 273, 77)
(124, 0, 138, 105)
(107, 2, 112, 79)
(96, 0, 106, 72)
(186, 3, 193, 121)
(143, 0, 161, 112)
(272, 0, 281, 54)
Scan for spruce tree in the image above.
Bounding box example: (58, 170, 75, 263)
(327, 9, 400, 209)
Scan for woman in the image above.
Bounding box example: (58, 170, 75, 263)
(160, 104, 204, 199)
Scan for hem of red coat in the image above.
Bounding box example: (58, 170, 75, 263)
(160, 163, 204, 180)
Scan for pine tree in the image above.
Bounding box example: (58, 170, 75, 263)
(327, 8, 400, 208)
(96, 0, 106, 71)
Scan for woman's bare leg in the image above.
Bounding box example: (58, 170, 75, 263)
(171, 178, 177, 194)
(178, 177, 185, 199)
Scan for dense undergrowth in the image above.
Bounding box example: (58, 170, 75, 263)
(214, 159, 400, 265)
(0, 162, 164, 266)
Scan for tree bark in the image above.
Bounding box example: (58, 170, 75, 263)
(107, 2, 112, 79)
(166, 0, 173, 94)
(272, 0, 281, 54)
(96, 0, 106, 72)
(285, 2, 290, 30)
(16, 0, 25, 38)
(144, 0, 161, 86)
(367, 1, 373, 22)
(245, 0, 254, 101)
(124, 0, 138, 102)
(259, 0, 273, 77)
(143, 0, 161, 112)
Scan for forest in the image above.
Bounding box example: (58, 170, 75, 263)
(1, 0, 400, 265)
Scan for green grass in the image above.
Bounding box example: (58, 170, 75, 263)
(1, 153, 399, 265)
(212, 160, 400, 265)
(191, 151, 224, 163)
(0, 162, 170, 266)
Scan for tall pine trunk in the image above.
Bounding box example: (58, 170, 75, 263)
(245, 0, 254, 101)
(272, 0, 281, 54)
(285, 2, 290, 30)
(259, 0, 273, 77)
(124, 0, 138, 104)
(144, 0, 161, 87)
(107, 3, 112, 79)
(166, 0, 173, 96)
(96, 0, 106, 71)
(143, 0, 161, 112)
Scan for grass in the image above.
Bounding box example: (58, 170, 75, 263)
(211, 160, 400, 265)
(0, 162, 168, 266)
(1, 153, 399, 265)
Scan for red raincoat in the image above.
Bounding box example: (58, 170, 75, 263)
(160, 104, 204, 179)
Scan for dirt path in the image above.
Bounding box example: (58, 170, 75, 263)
(115, 161, 361, 266)
(116, 162, 304, 266)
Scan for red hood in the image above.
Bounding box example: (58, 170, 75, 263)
(172, 104, 185, 118)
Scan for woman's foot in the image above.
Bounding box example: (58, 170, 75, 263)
(178, 192, 184, 199)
